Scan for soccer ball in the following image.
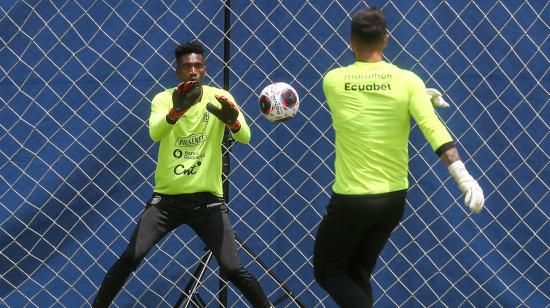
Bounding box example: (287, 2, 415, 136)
(259, 82, 300, 122)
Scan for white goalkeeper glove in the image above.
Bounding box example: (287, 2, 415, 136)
(448, 161, 484, 213)
(426, 88, 450, 108)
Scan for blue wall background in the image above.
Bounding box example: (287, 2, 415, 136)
(1, 0, 548, 307)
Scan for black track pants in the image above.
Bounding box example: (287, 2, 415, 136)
(92, 193, 270, 308)
(313, 190, 407, 308)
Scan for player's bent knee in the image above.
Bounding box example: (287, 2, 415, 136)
(119, 249, 144, 272)
(314, 264, 342, 291)
(314, 266, 329, 287)
(313, 262, 325, 278)
(217, 256, 242, 273)
(222, 265, 251, 281)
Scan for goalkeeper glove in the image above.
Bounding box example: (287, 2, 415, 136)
(167, 80, 202, 124)
(426, 88, 450, 108)
(448, 161, 484, 213)
(206, 95, 241, 132)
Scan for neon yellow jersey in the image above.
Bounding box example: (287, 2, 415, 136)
(149, 85, 250, 196)
(323, 61, 453, 195)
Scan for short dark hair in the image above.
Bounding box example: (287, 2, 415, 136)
(175, 40, 205, 60)
(351, 7, 387, 45)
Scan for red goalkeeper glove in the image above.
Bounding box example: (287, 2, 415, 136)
(167, 80, 202, 124)
(206, 95, 241, 132)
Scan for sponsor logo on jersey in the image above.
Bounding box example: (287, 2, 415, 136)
(344, 73, 393, 80)
(174, 161, 202, 175)
(184, 151, 205, 159)
(344, 82, 392, 91)
(175, 134, 207, 148)
(173, 149, 206, 160)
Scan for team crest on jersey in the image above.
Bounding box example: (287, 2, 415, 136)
(202, 110, 209, 123)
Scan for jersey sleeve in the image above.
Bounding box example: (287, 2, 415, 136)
(407, 72, 453, 151)
(149, 90, 174, 142)
(226, 92, 251, 144)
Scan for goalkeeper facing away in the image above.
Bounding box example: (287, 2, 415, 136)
(92, 41, 271, 307)
(313, 7, 485, 308)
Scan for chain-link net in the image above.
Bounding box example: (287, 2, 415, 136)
(1, 0, 548, 307)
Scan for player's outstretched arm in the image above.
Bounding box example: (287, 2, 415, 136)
(150, 81, 202, 141)
(207, 95, 251, 144)
(167, 80, 202, 124)
(439, 147, 484, 213)
(207, 95, 241, 131)
(149, 93, 174, 142)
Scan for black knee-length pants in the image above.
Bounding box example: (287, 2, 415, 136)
(314, 190, 407, 308)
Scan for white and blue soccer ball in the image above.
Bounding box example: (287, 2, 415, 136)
(259, 82, 300, 122)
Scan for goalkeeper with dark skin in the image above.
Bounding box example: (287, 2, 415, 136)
(92, 41, 271, 307)
(313, 7, 485, 308)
